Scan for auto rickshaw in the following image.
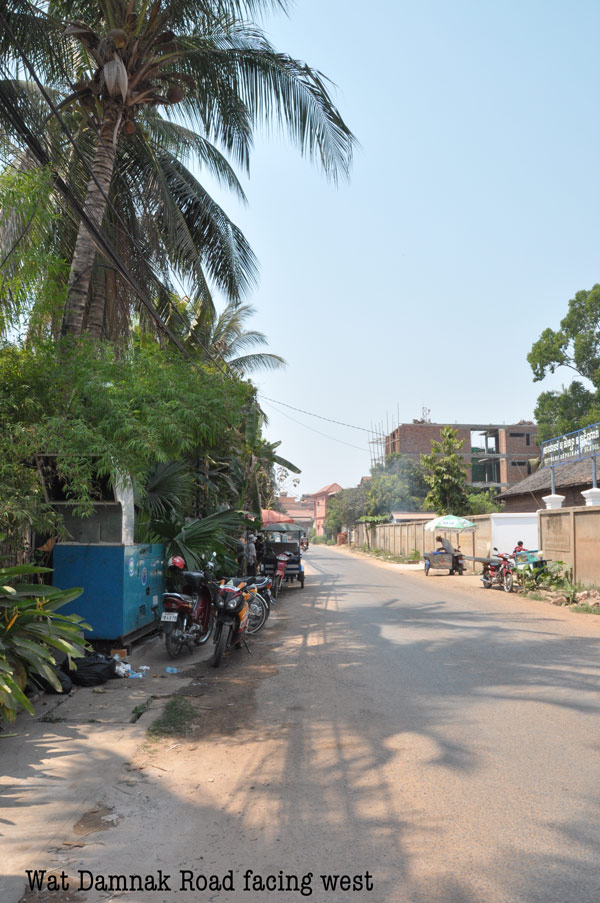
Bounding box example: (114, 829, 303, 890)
(260, 523, 305, 589)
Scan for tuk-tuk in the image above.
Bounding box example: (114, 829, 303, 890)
(261, 524, 305, 589)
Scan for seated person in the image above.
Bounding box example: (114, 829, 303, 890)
(513, 540, 527, 557)
(435, 535, 455, 555)
(436, 534, 457, 575)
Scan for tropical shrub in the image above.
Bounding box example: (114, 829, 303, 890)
(0, 558, 89, 722)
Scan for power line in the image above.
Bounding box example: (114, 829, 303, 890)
(259, 394, 383, 435)
(262, 399, 370, 452)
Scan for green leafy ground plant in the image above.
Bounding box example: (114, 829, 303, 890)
(0, 557, 89, 722)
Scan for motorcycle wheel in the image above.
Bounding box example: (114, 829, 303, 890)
(272, 575, 282, 599)
(457, 565, 464, 576)
(503, 572, 514, 593)
(211, 623, 230, 668)
(165, 615, 186, 659)
(247, 595, 268, 634)
(193, 607, 214, 646)
(482, 576, 491, 588)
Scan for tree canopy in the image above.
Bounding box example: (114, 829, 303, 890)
(420, 427, 470, 516)
(0, 0, 355, 341)
(528, 285, 600, 440)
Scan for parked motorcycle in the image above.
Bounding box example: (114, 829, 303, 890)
(161, 556, 214, 658)
(227, 574, 274, 632)
(211, 580, 252, 667)
(481, 548, 514, 593)
(272, 551, 292, 599)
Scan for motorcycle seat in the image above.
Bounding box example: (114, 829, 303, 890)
(229, 576, 270, 589)
(163, 591, 194, 604)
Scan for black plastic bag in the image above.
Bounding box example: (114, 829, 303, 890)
(63, 653, 115, 687)
(33, 668, 73, 695)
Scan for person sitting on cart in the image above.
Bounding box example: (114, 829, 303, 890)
(436, 535, 457, 574)
(513, 540, 527, 557)
(436, 535, 455, 555)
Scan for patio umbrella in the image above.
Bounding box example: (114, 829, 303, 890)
(424, 515, 476, 533)
(261, 509, 294, 525)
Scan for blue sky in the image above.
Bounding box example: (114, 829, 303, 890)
(209, 0, 600, 496)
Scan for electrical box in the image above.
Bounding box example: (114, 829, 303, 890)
(52, 543, 164, 642)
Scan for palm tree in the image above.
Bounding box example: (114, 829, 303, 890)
(166, 295, 284, 375)
(0, 0, 354, 339)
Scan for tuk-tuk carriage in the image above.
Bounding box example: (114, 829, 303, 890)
(261, 524, 305, 589)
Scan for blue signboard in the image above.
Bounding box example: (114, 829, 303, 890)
(541, 422, 600, 468)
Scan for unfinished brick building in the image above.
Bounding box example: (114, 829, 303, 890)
(384, 421, 538, 491)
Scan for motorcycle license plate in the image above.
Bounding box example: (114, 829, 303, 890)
(161, 612, 178, 622)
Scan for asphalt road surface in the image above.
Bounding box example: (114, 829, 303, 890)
(14, 545, 600, 903)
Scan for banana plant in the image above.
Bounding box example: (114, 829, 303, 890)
(238, 402, 300, 514)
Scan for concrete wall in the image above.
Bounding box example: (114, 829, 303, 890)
(354, 513, 538, 571)
(539, 506, 600, 585)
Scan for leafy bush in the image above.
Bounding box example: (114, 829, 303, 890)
(0, 558, 89, 722)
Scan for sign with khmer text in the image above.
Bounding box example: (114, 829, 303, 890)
(541, 422, 600, 467)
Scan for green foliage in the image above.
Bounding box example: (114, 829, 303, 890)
(0, 336, 252, 541)
(0, 1, 354, 340)
(323, 485, 368, 535)
(358, 515, 389, 525)
(528, 285, 600, 439)
(147, 508, 246, 570)
(367, 454, 427, 516)
(0, 166, 68, 342)
(0, 557, 89, 722)
(237, 402, 300, 515)
(528, 285, 600, 385)
(534, 381, 598, 442)
(466, 490, 502, 515)
(420, 428, 470, 516)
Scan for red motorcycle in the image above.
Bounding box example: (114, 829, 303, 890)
(272, 552, 291, 599)
(161, 556, 214, 658)
(481, 548, 514, 593)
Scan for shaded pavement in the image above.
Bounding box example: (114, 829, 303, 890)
(3, 546, 600, 902)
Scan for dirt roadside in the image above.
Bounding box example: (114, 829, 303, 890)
(1, 582, 300, 903)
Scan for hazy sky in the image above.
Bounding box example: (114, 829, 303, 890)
(208, 0, 600, 497)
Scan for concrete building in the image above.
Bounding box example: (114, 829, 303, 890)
(384, 420, 538, 491)
(304, 483, 342, 536)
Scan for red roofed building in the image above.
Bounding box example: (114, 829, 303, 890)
(276, 493, 314, 531)
(305, 483, 342, 536)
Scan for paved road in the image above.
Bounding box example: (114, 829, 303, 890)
(9, 546, 600, 903)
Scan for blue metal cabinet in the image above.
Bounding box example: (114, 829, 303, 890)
(53, 543, 164, 641)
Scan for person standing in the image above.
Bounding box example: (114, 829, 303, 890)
(245, 533, 257, 577)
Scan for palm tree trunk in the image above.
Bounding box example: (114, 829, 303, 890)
(87, 253, 106, 338)
(63, 105, 120, 336)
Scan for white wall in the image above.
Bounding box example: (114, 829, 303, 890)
(490, 514, 538, 554)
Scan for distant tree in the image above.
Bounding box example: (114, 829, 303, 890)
(420, 428, 469, 515)
(466, 489, 501, 515)
(323, 485, 368, 535)
(528, 285, 600, 387)
(528, 285, 600, 438)
(367, 453, 427, 516)
(533, 382, 597, 442)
